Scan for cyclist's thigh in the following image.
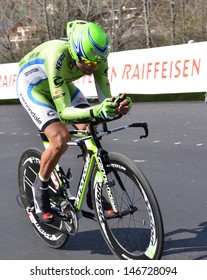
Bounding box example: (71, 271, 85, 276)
(44, 121, 70, 144)
(18, 86, 59, 131)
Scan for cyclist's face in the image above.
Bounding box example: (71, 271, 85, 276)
(76, 60, 99, 75)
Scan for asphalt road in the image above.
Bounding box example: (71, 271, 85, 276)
(1, 101, 207, 260)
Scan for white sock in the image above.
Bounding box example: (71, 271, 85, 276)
(38, 173, 49, 182)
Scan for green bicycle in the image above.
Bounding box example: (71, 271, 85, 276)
(18, 117, 164, 260)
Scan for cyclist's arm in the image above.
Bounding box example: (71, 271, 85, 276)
(93, 59, 112, 102)
(49, 78, 92, 123)
(44, 52, 93, 123)
(47, 53, 117, 123)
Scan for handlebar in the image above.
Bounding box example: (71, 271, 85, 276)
(67, 121, 148, 159)
(128, 122, 148, 139)
(70, 120, 149, 140)
(101, 122, 148, 139)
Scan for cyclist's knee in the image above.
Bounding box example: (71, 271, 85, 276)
(75, 123, 88, 130)
(55, 133, 70, 154)
(44, 122, 70, 154)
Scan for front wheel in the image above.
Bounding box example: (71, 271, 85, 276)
(91, 152, 164, 260)
(18, 148, 69, 249)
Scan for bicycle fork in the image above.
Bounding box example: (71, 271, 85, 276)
(95, 150, 118, 213)
(96, 149, 138, 219)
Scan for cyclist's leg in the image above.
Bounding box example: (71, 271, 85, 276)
(18, 84, 70, 222)
(33, 121, 70, 222)
(40, 121, 70, 179)
(18, 83, 66, 176)
(41, 83, 91, 178)
(34, 84, 89, 220)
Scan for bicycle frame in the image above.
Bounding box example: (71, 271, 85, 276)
(39, 121, 148, 214)
(72, 137, 117, 213)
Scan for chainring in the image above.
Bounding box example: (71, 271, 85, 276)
(60, 200, 79, 235)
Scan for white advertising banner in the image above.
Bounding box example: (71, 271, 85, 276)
(0, 62, 19, 99)
(0, 42, 207, 100)
(107, 42, 206, 95)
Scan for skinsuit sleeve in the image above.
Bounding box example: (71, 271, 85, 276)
(93, 59, 112, 102)
(47, 50, 112, 123)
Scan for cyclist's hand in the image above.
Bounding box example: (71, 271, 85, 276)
(92, 98, 117, 120)
(115, 93, 132, 115)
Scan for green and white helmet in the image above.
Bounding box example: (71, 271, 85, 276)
(66, 20, 110, 62)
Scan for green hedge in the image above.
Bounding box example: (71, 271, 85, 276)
(128, 92, 205, 102)
(83, 92, 205, 103)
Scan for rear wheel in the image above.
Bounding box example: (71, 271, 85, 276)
(91, 152, 164, 260)
(18, 148, 69, 249)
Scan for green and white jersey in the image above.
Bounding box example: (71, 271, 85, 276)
(17, 39, 111, 130)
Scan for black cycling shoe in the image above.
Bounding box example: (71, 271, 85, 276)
(32, 175, 53, 223)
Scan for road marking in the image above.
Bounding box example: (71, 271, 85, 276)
(196, 143, 203, 146)
(174, 142, 182, 145)
(153, 140, 160, 143)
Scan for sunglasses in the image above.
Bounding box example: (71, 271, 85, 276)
(79, 56, 99, 66)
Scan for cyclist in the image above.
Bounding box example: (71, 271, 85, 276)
(17, 20, 132, 223)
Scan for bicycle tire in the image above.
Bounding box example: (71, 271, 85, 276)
(91, 152, 164, 260)
(18, 148, 69, 249)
